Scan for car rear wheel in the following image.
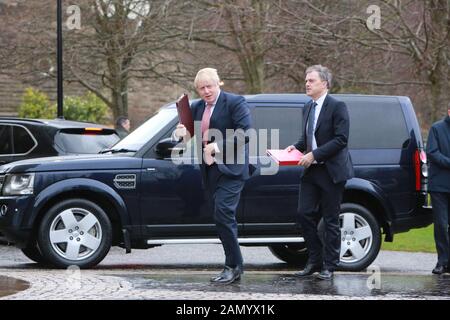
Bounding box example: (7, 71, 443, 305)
(330, 203, 381, 271)
(268, 243, 308, 267)
(268, 203, 381, 271)
(37, 199, 112, 269)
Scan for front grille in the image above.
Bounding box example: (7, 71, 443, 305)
(113, 174, 136, 189)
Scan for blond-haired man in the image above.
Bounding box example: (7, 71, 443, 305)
(175, 68, 252, 284)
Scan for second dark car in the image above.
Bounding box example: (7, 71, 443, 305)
(0, 117, 120, 165)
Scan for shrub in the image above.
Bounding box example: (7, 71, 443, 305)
(63, 92, 110, 124)
(18, 87, 56, 119)
(18, 88, 110, 124)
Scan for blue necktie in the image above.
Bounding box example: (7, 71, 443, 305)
(306, 102, 317, 153)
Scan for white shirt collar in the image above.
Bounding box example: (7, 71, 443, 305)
(313, 91, 327, 107)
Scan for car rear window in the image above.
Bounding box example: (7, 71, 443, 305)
(344, 97, 410, 149)
(0, 125, 13, 155)
(13, 125, 36, 154)
(54, 129, 120, 154)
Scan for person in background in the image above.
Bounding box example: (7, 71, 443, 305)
(426, 106, 450, 275)
(115, 116, 131, 139)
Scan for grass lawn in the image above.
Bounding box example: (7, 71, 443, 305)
(381, 225, 436, 253)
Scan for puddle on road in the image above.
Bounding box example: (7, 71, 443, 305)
(0, 276, 30, 298)
(128, 273, 450, 298)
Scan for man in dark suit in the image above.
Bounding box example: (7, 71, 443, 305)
(175, 68, 252, 284)
(286, 65, 354, 280)
(426, 106, 450, 275)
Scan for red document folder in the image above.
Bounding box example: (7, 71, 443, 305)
(176, 94, 194, 138)
(267, 149, 304, 166)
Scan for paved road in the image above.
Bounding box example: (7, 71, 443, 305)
(0, 244, 448, 300)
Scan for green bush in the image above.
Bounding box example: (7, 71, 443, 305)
(18, 87, 56, 119)
(19, 88, 110, 124)
(63, 92, 110, 124)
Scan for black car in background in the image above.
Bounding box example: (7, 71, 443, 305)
(0, 94, 432, 270)
(0, 118, 120, 165)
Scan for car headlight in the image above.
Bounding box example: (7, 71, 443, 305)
(2, 174, 35, 196)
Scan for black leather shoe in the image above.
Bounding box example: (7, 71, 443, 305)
(432, 264, 447, 275)
(316, 269, 334, 280)
(294, 263, 322, 277)
(210, 266, 242, 285)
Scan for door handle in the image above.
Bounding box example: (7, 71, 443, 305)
(146, 168, 157, 172)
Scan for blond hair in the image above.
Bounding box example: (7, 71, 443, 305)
(194, 68, 222, 88)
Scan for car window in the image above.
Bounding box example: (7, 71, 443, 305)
(13, 125, 36, 154)
(55, 131, 119, 154)
(251, 106, 303, 155)
(345, 97, 409, 149)
(113, 108, 178, 152)
(0, 125, 13, 155)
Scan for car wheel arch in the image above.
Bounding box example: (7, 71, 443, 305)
(344, 178, 394, 241)
(29, 179, 129, 240)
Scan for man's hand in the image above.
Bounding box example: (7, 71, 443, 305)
(285, 145, 296, 152)
(299, 152, 314, 168)
(203, 143, 216, 166)
(174, 123, 187, 139)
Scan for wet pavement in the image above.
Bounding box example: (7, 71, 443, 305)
(0, 245, 449, 300)
(0, 275, 29, 297)
(129, 272, 450, 299)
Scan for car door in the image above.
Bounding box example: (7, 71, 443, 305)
(139, 122, 245, 239)
(242, 104, 305, 237)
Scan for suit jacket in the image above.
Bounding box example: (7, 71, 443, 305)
(426, 115, 450, 193)
(294, 94, 354, 184)
(191, 91, 252, 180)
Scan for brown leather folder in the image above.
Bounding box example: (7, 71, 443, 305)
(176, 94, 194, 138)
(267, 149, 304, 166)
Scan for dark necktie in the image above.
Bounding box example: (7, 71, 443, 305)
(306, 102, 317, 153)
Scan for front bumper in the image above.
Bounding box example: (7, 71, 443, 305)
(0, 195, 35, 247)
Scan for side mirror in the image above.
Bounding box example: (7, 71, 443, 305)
(155, 138, 185, 158)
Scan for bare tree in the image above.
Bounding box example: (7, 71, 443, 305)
(280, 0, 449, 123)
(180, 0, 285, 93)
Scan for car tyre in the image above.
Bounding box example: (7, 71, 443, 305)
(37, 198, 112, 269)
(21, 243, 47, 264)
(318, 203, 381, 271)
(269, 243, 308, 267)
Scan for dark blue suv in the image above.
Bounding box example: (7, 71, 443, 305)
(0, 94, 432, 270)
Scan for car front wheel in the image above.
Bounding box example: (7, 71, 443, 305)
(37, 198, 112, 269)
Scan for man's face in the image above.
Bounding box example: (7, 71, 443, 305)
(305, 71, 328, 100)
(123, 119, 131, 131)
(196, 78, 220, 105)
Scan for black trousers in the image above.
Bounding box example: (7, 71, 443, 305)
(205, 164, 244, 268)
(430, 192, 450, 267)
(298, 165, 345, 270)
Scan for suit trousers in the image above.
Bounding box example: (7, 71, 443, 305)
(430, 192, 450, 266)
(298, 165, 345, 270)
(205, 164, 244, 268)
